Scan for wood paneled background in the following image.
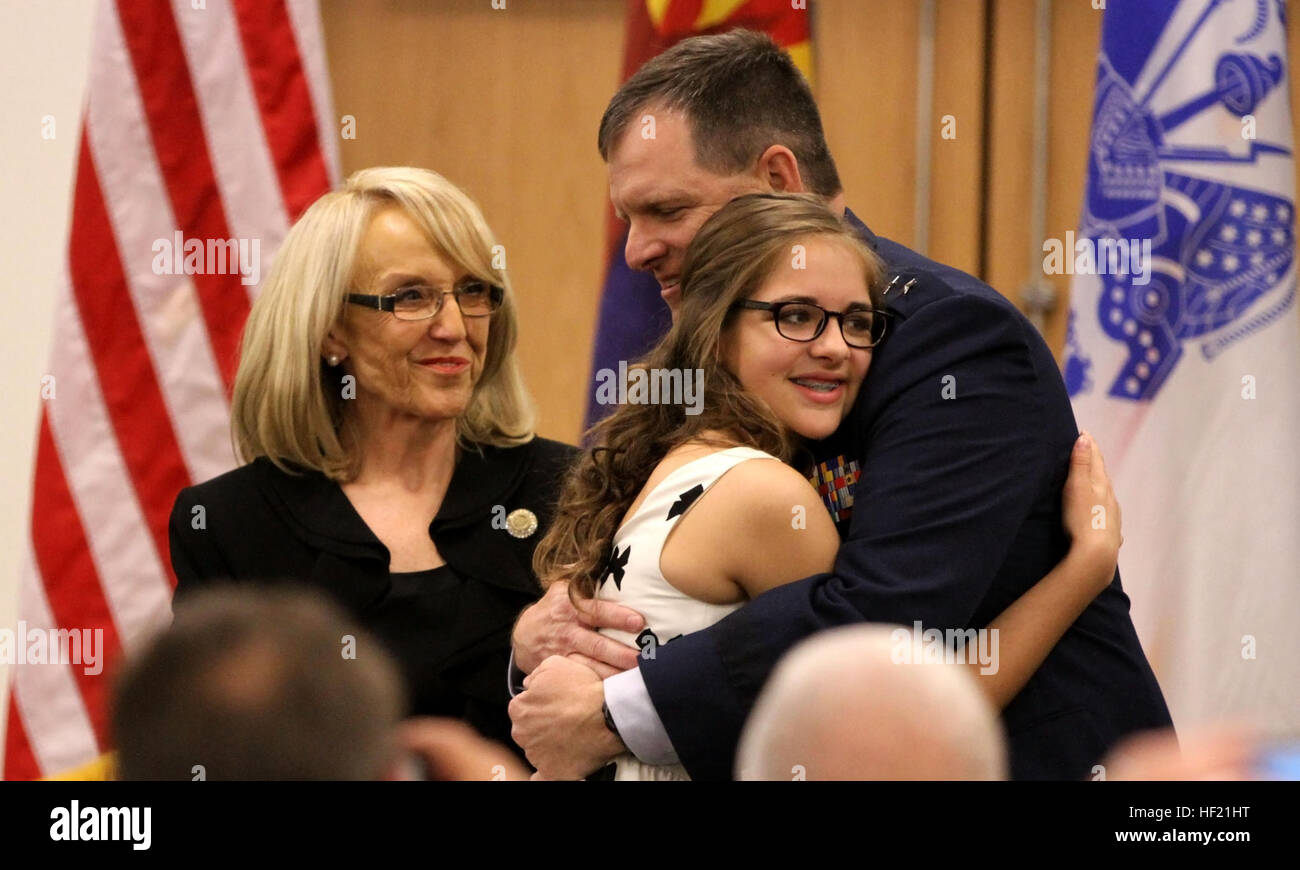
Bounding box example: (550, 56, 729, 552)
(322, 0, 1300, 445)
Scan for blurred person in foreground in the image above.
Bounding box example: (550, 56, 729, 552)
(169, 167, 577, 762)
(1099, 724, 1271, 781)
(113, 586, 528, 780)
(736, 625, 1006, 780)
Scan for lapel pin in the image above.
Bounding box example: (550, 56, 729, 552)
(506, 508, 538, 539)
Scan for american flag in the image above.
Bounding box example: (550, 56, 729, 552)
(3, 0, 338, 780)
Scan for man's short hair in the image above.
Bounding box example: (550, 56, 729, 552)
(113, 586, 404, 780)
(597, 29, 842, 197)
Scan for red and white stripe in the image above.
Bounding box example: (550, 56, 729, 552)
(3, 0, 337, 780)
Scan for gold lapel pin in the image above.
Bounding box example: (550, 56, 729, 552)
(506, 508, 539, 539)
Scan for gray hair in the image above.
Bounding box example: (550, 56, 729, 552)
(736, 625, 1008, 780)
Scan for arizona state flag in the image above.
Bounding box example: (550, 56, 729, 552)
(584, 0, 814, 430)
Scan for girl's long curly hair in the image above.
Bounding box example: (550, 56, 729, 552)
(534, 193, 885, 600)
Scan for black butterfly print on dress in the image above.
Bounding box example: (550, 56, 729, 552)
(600, 544, 631, 591)
(666, 484, 704, 520)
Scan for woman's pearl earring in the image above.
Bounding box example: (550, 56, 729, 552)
(327, 355, 340, 367)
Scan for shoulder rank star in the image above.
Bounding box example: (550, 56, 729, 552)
(883, 274, 917, 296)
(505, 508, 538, 539)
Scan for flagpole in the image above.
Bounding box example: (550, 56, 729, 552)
(1021, 0, 1056, 332)
(912, 0, 936, 257)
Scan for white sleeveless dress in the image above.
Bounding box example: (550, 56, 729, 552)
(595, 446, 780, 781)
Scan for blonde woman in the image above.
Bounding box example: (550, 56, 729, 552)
(170, 167, 576, 762)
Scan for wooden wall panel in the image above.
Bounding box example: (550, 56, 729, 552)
(1043, 0, 1103, 361)
(985, 0, 1104, 362)
(813, 0, 920, 247)
(982, 0, 1036, 315)
(928, 0, 987, 277)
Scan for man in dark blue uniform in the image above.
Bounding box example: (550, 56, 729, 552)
(508, 29, 1173, 780)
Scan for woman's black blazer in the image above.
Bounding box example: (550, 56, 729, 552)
(168, 436, 579, 755)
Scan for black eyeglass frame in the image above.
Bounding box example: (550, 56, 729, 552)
(730, 299, 890, 349)
(346, 280, 505, 320)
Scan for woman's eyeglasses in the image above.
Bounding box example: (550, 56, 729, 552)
(347, 280, 504, 320)
(730, 299, 889, 349)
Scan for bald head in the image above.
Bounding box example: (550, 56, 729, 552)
(736, 625, 1007, 780)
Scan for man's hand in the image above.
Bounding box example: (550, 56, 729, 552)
(513, 580, 644, 677)
(508, 655, 625, 779)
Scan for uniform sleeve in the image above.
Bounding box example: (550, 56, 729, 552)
(639, 291, 1066, 780)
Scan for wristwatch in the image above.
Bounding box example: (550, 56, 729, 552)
(601, 701, 622, 741)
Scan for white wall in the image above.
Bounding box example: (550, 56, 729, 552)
(0, 0, 96, 763)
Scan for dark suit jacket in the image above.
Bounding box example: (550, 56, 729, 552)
(169, 436, 578, 759)
(638, 212, 1173, 780)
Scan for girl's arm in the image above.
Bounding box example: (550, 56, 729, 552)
(971, 432, 1122, 708)
(707, 434, 1121, 711)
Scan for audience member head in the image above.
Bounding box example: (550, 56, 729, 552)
(113, 586, 404, 780)
(1099, 723, 1265, 780)
(736, 625, 1008, 780)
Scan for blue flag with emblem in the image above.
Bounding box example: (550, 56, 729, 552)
(1064, 0, 1299, 733)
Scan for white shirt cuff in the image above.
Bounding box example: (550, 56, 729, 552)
(604, 667, 679, 766)
(507, 648, 526, 698)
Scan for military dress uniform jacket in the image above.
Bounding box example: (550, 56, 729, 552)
(169, 436, 579, 758)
